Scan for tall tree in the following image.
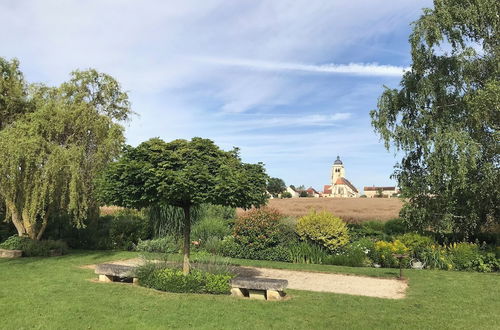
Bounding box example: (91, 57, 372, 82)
(98, 137, 269, 274)
(0, 58, 33, 130)
(267, 177, 286, 197)
(371, 0, 499, 235)
(0, 59, 130, 239)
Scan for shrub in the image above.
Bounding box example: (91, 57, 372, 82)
(109, 209, 149, 250)
(326, 238, 374, 267)
(289, 241, 329, 264)
(199, 204, 236, 221)
(349, 221, 388, 241)
(233, 207, 286, 250)
(135, 236, 180, 253)
(0, 235, 68, 256)
(296, 211, 349, 251)
(0, 235, 25, 250)
(420, 245, 453, 270)
(384, 218, 407, 235)
(395, 233, 434, 259)
(281, 191, 292, 198)
(191, 217, 231, 243)
(371, 240, 409, 268)
(137, 265, 234, 294)
(447, 242, 481, 271)
(466, 253, 499, 272)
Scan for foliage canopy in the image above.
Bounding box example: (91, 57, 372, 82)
(370, 0, 499, 235)
(98, 137, 269, 273)
(0, 57, 130, 239)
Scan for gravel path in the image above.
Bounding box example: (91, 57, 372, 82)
(88, 258, 407, 299)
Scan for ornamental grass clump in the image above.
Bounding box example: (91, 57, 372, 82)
(296, 211, 349, 251)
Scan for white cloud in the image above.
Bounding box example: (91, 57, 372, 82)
(195, 57, 408, 76)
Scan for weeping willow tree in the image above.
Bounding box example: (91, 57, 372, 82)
(0, 58, 130, 240)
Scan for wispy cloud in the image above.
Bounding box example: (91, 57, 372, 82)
(196, 57, 408, 77)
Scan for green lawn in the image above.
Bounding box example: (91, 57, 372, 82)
(1, 251, 499, 329)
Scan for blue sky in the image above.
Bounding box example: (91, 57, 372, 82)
(0, 0, 433, 192)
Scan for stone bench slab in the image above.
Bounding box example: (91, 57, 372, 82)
(231, 277, 288, 291)
(0, 249, 22, 258)
(94, 263, 137, 278)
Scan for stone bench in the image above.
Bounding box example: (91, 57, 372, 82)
(95, 263, 139, 284)
(0, 249, 22, 258)
(230, 277, 288, 301)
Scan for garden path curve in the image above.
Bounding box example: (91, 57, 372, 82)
(87, 258, 407, 299)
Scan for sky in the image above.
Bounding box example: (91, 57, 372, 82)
(0, 0, 433, 192)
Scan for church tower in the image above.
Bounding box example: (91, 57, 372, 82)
(331, 155, 345, 185)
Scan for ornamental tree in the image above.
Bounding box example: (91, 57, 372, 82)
(97, 137, 269, 274)
(0, 58, 130, 239)
(267, 177, 286, 197)
(370, 0, 499, 235)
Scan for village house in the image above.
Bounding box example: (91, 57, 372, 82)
(363, 186, 399, 198)
(323, 156, 359, 198)
(305, 187, 320, 198)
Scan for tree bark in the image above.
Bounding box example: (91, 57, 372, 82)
(182, 205, 191, 275)
(5, 200, 27, 237)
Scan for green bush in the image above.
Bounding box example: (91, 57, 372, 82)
(288, 241, 329, 264)
(191, 217, 231, 243)
(349, 221, 388, 241)
(0, 235, 68, 256)
(218, 235, 292, 262)
(199, 204, 236, 221)
(384, 218, 407, 235)
(396, 233, 434, 259)
(109, 209, 149, 250)
(135, 236, 180, 253)
(448, 242, 481, 271)
(420, 245, 453, 270)
(0, 235, 25, 250)
(233, 207, 287, 250)
(281, 191, 292, 198)
(371, 240, 409, 268)
(296, 211, 349, 251)
(137, 265, 234, 294)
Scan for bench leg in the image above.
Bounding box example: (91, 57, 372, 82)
(99, 274, 114, 282)
(266, 290, 284, 301)
(248, 289, 266, 300)
(231, 288, 246, 297)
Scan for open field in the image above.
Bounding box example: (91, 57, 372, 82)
(1, 251, 499, 329)
(239, 198, 404, 222)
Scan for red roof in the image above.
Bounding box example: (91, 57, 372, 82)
(323, 185, 332, 194)
(306, 187, 319, 194)
(333, 177, 359, 193)
(364, 186, 396, 191)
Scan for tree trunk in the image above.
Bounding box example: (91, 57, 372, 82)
(5, 200, 27, 237)
(182, 205, 191, 275)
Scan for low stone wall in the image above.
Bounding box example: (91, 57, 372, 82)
(0, 249, 22, 258)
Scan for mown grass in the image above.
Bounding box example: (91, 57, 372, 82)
(0, 250, 499, 329)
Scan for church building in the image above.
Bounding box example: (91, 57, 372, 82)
(323, 156, 359, 198)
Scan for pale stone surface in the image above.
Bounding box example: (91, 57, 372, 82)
(133, 278, 139, 285)
(266, 290, 284, 301)
(99, 274, 113, 282)
(231, 277, 288, 291)
(95, 263, 136, 278)
(248, 289, 266, 300)
(231, 288, 246, 297)
(0, 249, 22, 258)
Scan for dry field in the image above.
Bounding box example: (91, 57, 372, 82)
(239, 198, 404, 223)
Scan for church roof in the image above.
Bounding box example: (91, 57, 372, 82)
(364, 186, 397, 191)
(334, 177, 359, 193)
(334, 155, 343, 165)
